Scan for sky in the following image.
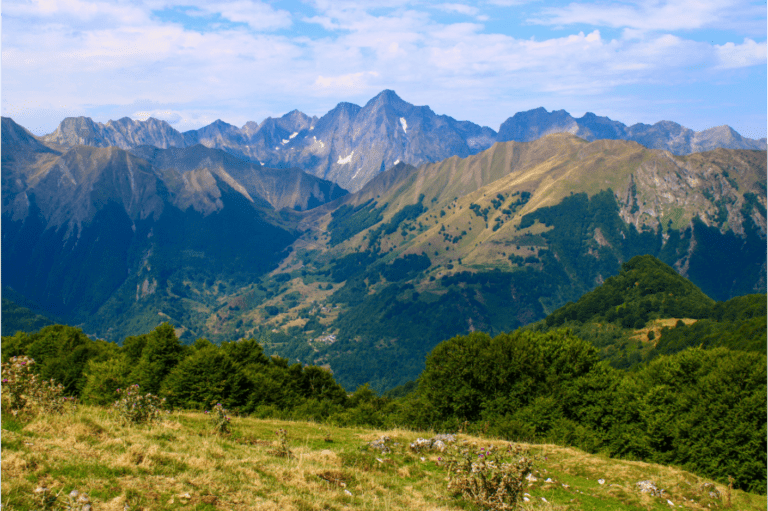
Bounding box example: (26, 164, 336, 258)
(1, 0, 766, 138)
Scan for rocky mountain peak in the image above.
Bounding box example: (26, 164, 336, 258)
(43, 116, 106, 147)
(365, 89, 408, 109)
(1, 117, 55, 154)
(497, 107, 579, 142)
(327, 101, 363, 117)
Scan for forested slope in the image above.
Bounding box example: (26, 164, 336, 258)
(3, 255, 765, 493)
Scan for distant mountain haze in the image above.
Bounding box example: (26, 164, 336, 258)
(37, 90, 766, 192)
(497, 107, 767, 154)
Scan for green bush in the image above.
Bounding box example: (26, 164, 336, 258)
(443, 442, 533, 510)
(207, 402, 231, 435)
(1, 356, 71, 418)
(112, 384, 166, 425)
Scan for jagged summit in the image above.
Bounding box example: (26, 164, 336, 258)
(327, 101, 364, 115)
(20, 93, 767, 194)
(365, 89, 408, 108)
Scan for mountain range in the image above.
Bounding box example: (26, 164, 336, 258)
(2, 91, 766, 391)
(1, 116, 344, 331)
(40, 90, 767, 192)
(259, 134, 765, 389)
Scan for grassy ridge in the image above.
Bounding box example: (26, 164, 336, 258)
(2, 405, 765, 510)
(4, 293, 765, 495)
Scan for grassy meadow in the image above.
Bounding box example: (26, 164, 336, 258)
(2, 404, 764, 511)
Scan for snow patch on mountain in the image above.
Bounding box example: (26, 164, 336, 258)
(400, 118, 407, 133)
(337, 151, 354, 164)
(289, 132, 298, 139)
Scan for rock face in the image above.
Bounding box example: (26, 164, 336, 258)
(266, 90, 498, 192)
(127, 144, 347, 212)
(609, 148, 767, 241)
(42, 116, 189, 149)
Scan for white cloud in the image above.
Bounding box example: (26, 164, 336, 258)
(530, 0, 765, 34)
(484, 0, 539, 5)
(3, 0, 149, 26)
(1, 0, 764, 136)
(314, 72, 381, 95)
(195, 1, 292, 31)
(715, 38, 767, 69)
(436, 3, 480, 16)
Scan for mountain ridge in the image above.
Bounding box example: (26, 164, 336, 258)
(2, 114, 765, 388)
(31, 90, 766, 192)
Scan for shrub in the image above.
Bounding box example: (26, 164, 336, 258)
(1, 356, 70, 418)
(207, 403, 231, 435)
(112, 384, 166, 425)
(442, 442, 533, 511)
(270, 428, 293, 458)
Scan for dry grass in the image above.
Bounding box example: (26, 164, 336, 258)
(2, 406, 765, 510)
(632, 318, 699, 344)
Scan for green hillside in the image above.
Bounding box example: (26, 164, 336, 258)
(4, 135, 765, 394)
(189, 137, 763, 392)
(1, 298, 55, 336)
(246, 181, 764, 390)
(3, 256, 766, 495)
(526, 255, 766, 368)
(4, 406, 766, 510)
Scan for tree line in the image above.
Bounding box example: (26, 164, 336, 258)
(3, 318, 765, 494)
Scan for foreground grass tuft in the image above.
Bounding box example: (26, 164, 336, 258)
(1, 405, 764, 510)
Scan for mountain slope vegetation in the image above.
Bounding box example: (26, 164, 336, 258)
(2, 117, 765, 391)
(3, 257, 765, 494)
(4, 406, 766, 510)
(0, 298, 54, 336)
(234, 137, 765, 390)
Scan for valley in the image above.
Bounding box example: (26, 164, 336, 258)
(2, 92, 766, 393)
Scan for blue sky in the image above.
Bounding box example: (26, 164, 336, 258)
(2, 0, 766, 138)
